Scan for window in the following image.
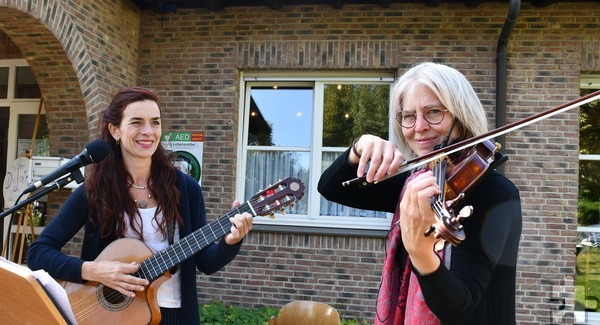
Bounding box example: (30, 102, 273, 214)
(14, 66, 41, 99)
(576, 76, 600, 322)
(0, 67, 8, 99)
(237, 73, 394, 230)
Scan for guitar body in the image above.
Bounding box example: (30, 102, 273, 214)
(56, 177, 305, 325)
(62, 238, 170, 325)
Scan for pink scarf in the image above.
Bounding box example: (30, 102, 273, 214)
(375, 170, 442, 325)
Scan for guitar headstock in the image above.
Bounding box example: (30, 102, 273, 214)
(249, 177, 305, 218)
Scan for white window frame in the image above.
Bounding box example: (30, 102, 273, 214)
(579, 75, 600, 170)
(0, 59, 46, 163)
(575, 74, 600, 324)
(236, 71, 395, 230)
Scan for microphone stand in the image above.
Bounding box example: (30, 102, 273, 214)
(1, 170, 84, 259)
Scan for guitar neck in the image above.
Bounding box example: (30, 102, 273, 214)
(133, 202, 255, 282)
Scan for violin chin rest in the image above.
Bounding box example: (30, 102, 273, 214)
(457, 206, 473, 219)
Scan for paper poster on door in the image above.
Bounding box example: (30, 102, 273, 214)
(161, 132, 203, 184)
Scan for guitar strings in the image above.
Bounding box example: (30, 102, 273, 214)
(72, 214, 237, 319)
(70, 189, 294, 321)
(70, 209, 252, 321)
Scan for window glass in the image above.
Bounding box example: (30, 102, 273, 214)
(576, 87, 600, 317)
(17, 114, 49, 157)
(245, 150, 309, 215)
(0, 67, 8, 99)
(323, 84, 390, 147)
(248, 87, 312, 147)
(15, 66, 41, 99)
(320, 83, 390, 219)
(245, 87, 312, 214)
(241, 77, 393, 229)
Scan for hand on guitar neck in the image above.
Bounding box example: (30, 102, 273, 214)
(223, 200, 254, 246)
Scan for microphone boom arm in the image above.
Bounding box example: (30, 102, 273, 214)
(0, 170, 83, 220)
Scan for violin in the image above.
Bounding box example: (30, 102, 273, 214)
(425, 139, 506, 246)
(342, 89, 600, 246)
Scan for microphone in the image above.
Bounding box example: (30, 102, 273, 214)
(23, 139, 110, 194)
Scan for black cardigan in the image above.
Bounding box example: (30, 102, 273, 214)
(27, 170, 242, 324)
(318, 149, 522, 324)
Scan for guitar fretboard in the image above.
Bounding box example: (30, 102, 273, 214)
(132, 202, 255, 282)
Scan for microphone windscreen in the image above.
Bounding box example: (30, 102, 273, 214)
(85, 140, 110, 163)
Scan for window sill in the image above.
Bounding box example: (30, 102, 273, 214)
(252, 224, 389, 238)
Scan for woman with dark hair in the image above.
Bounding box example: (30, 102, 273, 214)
(27, 87, 253, 324)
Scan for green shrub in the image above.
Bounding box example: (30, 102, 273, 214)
(200, 300, 278, 325)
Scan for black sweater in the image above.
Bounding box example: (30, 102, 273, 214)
(318, 149, 522, 324)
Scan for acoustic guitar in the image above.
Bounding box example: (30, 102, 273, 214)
(61, 177, 305, 325)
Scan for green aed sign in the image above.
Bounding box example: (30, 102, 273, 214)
(161, 132, 204, 183)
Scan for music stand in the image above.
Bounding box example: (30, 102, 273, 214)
(0, 258, 69, 324)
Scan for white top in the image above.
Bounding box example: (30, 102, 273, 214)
(124, 207, 182, 308)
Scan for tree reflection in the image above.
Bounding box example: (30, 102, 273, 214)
(323, 84, 389, 147)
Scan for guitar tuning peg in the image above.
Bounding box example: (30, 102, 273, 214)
(268, 213, 276, 219)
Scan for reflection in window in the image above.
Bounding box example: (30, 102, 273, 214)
(579, 88, 600, 226)
(323, 84, 390, 147)
(248, 87, 312, 147)
(17, 114, 49, 157)
(245, 150, 309, 215)
(576, 87, 600, 316)
(15, 66, 41, 99)
(320, 83, 390, 218)
(245, 87, 312, 213)
(0, 67, 8, 99)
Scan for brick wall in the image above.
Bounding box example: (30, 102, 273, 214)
(136, 3, 598, 322)
(2, 1, 600, 323)
(0, 31, 20, 59)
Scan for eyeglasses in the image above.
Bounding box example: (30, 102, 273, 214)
(395, 108, 449, 128)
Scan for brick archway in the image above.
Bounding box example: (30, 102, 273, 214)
(0, 2, 95, 154)
(0, 0, 140, 155)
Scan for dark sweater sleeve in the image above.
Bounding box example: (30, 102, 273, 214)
(26, 186, 89, 283)
(414, 172, 522, 324)
(318, 148, 408, 213)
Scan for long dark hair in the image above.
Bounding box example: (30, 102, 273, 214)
(86, 87, 182, 241)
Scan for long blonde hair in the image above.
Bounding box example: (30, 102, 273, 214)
(391, 62, 489, 160)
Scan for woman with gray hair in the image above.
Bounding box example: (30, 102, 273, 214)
(319, 62, 522, 324)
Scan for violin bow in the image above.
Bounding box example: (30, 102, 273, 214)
(343, 89, 600, 187)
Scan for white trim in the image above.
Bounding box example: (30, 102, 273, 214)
(581, 74, 600, 89)
(237, 72, 395, 230)
(580, 154, 600, 161)
(235, 75, 248, 202)
(254, 213, 392, 231)
(577, 226, 600, 233)
(309, 82, 325, 220)
(243, 70, 394, 82)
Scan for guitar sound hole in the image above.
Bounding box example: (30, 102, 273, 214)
(97, 284, 134, 312)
